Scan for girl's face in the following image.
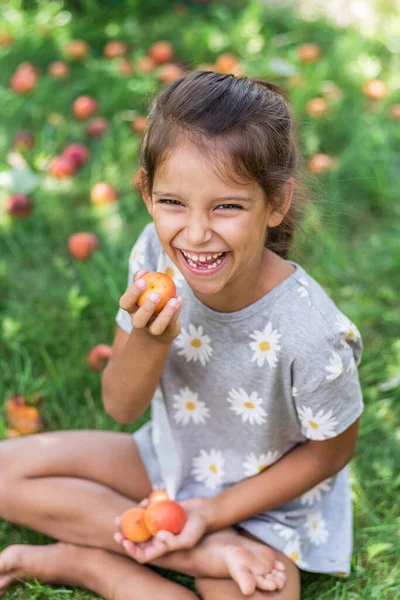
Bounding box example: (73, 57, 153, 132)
(143, 140, 291, 312)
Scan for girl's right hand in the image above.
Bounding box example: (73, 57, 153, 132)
(119, 269, 183, 343)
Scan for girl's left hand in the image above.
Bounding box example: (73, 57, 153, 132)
(114, 497, 212, 564)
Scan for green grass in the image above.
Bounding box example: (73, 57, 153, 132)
(1, 0, 400, 598)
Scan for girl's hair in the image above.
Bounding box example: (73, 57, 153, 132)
(139, 70, 308, 258)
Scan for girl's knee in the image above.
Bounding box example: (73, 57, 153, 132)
(195, 576, 300, 599)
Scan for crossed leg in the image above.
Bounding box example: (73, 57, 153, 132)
(0, 430, 300, 598)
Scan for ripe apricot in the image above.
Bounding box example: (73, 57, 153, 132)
(148, 489, 169, 504)
(144, 499, 186, 536)
(136, 272, 176, 314)
(120, 507, 152, 542)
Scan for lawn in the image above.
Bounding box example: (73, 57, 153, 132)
(1, 0, 400, 598)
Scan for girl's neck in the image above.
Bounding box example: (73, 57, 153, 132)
(194, 249, 296, 313)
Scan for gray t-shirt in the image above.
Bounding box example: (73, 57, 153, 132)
(116, 222, 364, 576)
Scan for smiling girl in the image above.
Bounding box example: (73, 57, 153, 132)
(0, 71, 363, 600)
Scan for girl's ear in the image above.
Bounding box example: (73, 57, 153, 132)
(138, 168, 153, 216)
(267, 177, 294, 227)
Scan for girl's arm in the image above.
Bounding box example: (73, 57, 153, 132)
(102, 271, 183, 424)
(205, 419, 360, 531)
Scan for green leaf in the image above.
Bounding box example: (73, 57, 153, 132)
(366, 543, 393, 561)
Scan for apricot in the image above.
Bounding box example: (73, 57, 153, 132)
(48, 61, 70, 78)
(68, 232, 99, 260)
(363, 79, 387, 100)
(131, 117, 148, 134)
(5, 194, 33, 218)
(48, 155, 77, 178)
(215, 52, 240, 74)
(297, 43, 321, 63)
(91, 182, 118, 205)
(136, 56, 156, 73)
(144, 500, 186, 536)
(85, 117, 109, 138)
(149, 41, 174, 65)
(6, 395, 44, 435)
(103, 40, 129, 59)
(73, 96, 99, 121)
(137, 272, 177, 314)
(63, 143, 90, 168)
(159, 63, 184, 84)
(148, 489, 169, 504)
(120, 507, 152, 542)
(305, 97, 329, 118)
(390, 104, 400, 120)
(87, 344, 112, 371)
(66, 40, 90, 60)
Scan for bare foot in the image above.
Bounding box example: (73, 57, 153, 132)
(199, 529, 286, 596)
(0, 542, 114, 598)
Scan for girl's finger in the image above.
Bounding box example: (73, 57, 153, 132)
(131, 293, 161, 329)
(134, 269, 149, 282)
(147, 297, 181, 336)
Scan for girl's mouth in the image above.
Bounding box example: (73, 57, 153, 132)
(178, 249, 228, 275)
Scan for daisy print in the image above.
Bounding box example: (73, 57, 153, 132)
(273, 523, 295, 541)
(192, 449, 225, 490)
(243, 451, 281, 477)
(325, 351, 344, 381)
(336, 312, 361, 344)
(300, 478, 333, 506)
(297, 406, 338, 440)
(176, 324, 212, 366)
(283, 537, 308, 569)
(297, 277, 309, 298)
(160, 255, 186, 289)
(172, 386, 210, 426)
(249, 322, 282, 368)
(305, 511, 329, 546)
(227, 388, 267, 425)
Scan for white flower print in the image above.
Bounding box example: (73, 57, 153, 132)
(176, 324, 212, 366)
(191, 449, 225, 490)
(273, 523, 295, 540)
(300, 478, 333, 506)
(325, 351, 344, 381)
(243, 451, 281, 476)
(172, 386, 210, 426)
(292, 387, 299, 398)
(227, 388, 267, 425)
(297, 277, 309, 298)
(305, 511, 329, 546)
(297, 406, 338, 440)
(347, 355, 356, 373)
(249, 322, 282, 368)
(283, 537, 308, 568)
(161, 256, 186, 288)
(336, 312, 361, 344)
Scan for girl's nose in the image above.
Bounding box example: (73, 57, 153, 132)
(185, 220, 212, 246)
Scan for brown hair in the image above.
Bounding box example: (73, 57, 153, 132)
(139, 70, 308, 258)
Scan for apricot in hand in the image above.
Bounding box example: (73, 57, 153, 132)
(144, 499, 186, 536)
(120, 507, 152, 543)
(136, 272, 176, 314)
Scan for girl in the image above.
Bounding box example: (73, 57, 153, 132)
(0, 71, 363, 600)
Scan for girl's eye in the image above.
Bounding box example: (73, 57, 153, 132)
(218, 204, 243, 210)
(158, 199, 182, 206)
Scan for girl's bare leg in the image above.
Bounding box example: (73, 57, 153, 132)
(0, 542, 196, 599)
(0, 431, 286, 593)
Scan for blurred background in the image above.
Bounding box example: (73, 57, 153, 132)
(0, 0, 399, 598)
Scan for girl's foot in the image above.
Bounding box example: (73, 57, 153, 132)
(195, 529, 286, 596)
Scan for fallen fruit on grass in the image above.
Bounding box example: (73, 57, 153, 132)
(87, 344, 112, 371)
(148, 489, 169, 505)
(103, 40, 128, 59)
(136, 56, 156, 72)
(297, 43, 321, 63)
(63, 143, 90, 168)
(131, 117, 148, 134)
(49, 155, 77, 178)
(136, 272, 177, 314)
(120, 507, 152, 542)
(6, 395, 44, 435)
(144, 500, 186, 536)
(13, 130, 35, 151)
(91, 182, 118, 205)
(66, 39, 90, 60)
(149, 41, 174, 64)
(305, 97, 329, 117)
(73, 96, 99, 120)
(159, 63, 184, 84)
(48, 61, 70, 78)
(85, 117, 109, 138)
(363, 79, 387, 100)
(68, 232, 99, 260)
(10, 63, 38, 93)
(5, 193, 33, 218)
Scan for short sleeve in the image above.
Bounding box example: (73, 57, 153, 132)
(115, 223, 159, 334)
(292, 320, 364, 441)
